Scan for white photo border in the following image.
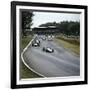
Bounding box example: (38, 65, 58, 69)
(16, 6, 84, 85)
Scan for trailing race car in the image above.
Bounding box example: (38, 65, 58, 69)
(47, 35, 53, 41)
(47, 37, 53, 41)
(42, 47, 54, 53)
(42, 37, 46, 40)
(35, 39, 40, 44)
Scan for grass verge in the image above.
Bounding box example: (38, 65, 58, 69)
(57, 36, 80, 45)
(21, 36, 32, 50)
(20, 59, 41, 78)
(20, 35, 42, 79)
(55, 37, 80, 55)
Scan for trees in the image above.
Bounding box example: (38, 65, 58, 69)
(39, 21, 80, 36)
(39, 22, 57, 27)
(21, 11, 34, 36)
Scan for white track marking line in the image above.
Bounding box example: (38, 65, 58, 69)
(21, 36, 46, 78)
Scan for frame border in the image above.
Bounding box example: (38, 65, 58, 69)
(11, 1, 88, 89)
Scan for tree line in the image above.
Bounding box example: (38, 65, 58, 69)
(39, 21, 80, 36)
(21, 11, 33, 36)
(21, 11, 80, 36)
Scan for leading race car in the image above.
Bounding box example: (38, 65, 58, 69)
(32, 42, 40, 47)
(42, 47, 54, 53)
(32, 40, 40, 47)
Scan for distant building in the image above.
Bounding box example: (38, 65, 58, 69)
(32, 26, 62, 35)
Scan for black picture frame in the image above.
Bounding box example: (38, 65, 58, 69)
(11, 1, 88, 89)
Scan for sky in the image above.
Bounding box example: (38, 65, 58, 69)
(32, 11, 80, 28)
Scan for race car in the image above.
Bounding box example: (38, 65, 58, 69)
(32, 42, 40, 47)
(32, 40, 40, 47)
(42, 47, 54, 53)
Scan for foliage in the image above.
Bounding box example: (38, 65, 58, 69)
(39, 22, 57, 27)
(21, 36, 32, 50)
(39, 21, 80, 36)
(22, 11, 34, 36)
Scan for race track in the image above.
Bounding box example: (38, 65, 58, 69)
(23, 35, 80, 77)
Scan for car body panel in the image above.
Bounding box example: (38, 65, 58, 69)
(42, 47, 54, 53)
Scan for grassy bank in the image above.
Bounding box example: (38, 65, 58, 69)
(20, 59, 41, 78)
(55, 36, 80, 55)
(57, 36, 80, 45)
(20, 35, 42, 79)
(21, 36, 32, 50)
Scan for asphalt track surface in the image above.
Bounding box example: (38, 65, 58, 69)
(23, 36, 80, 77)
